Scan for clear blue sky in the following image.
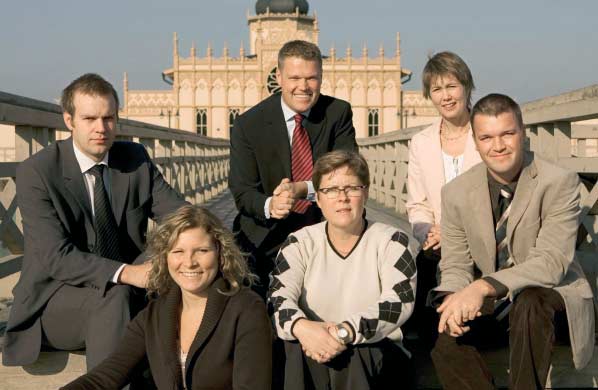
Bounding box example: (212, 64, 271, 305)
(2, 0, 597, 105)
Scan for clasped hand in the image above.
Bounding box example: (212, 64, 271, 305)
(423, 224, 441, 251)
(269, 178, 307, 219)
(293, 319, 346, 364)
(436, 281, 488, 337)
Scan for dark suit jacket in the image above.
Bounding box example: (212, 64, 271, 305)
(229, 93, 357, 252)
(3, 139, 186, 366)
(61, 279, 272, 390)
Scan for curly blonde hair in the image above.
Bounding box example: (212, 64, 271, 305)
(146, 205, 254, 296)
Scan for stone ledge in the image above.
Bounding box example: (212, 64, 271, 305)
(0, 351, 85, 390)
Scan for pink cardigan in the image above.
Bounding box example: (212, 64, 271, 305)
(406, 119, 482, 245)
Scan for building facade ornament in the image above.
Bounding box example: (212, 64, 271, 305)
(121, 0, 439, 137)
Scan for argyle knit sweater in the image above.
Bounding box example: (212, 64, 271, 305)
(269, 220, 417, 344)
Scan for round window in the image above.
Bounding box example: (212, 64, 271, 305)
(266, 67, 281, 95)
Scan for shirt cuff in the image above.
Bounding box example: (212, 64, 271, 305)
(429, 290, 453, 308)
(112, 264, 127, 284)
(305, 181, 315, 201)
(264, 196, 272, 219)
(482, 276, 509, 299)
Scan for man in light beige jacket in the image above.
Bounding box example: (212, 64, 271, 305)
(430, 93, 594, 390)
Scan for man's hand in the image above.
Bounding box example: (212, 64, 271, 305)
(269, 178, 295, 219)
(269, 178, 310, 219)
(293, 319, 346, 364)
(423, 224, 441, 250)
(119, 262, 151, 288)
(437, 280, 496, 336)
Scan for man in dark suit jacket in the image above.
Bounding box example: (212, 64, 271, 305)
(229, 40, 357, 296)
(2, 74, 186, 369)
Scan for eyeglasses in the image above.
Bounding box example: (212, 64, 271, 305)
(317, 185, 367, 199)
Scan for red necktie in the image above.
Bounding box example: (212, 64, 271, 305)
(291, 114, 313, 214)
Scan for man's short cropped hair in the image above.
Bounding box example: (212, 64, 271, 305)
(61, 73, 119, 117)
(312, 150, 370, 191)
(277, 40, 322, 71)
(422, 51, 475, 109)
(470, 93, 524, 132)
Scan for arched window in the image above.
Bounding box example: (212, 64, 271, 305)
(229, 108, 241, 133)
(196, 108, 207, 136)
(368, 109, 379, 137)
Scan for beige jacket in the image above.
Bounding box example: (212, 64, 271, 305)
(406, 119, 482, 245)
(434, 153, 595, 369)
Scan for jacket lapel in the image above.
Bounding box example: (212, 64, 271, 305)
(185, 279, 230, 377)
(506, 153, 538, 248)
(304, 99, 325, 160)
(159, 287, 185, 388)
(107, 153, 129, 227)
(427, 120, 445, 186)
(468, 166, 497, 269)
(61, 140, 94, 228)
(265, 98, 292, 178)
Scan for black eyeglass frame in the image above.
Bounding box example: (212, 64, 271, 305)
(317, 185, 368, 199)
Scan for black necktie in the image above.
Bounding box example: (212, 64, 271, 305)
(88, 165, 120, 260)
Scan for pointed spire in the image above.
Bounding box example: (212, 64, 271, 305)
(330, 43, 336, 59)
(223, 41, 229, 58)
(396, 32, 401, 56)
(123, 72, 128, 91)
(362, 43, 368, 58)
(207, 41, 213, 57)
(190, 41, 196, 57)
(346, 44, 352, 58)
(313, 12, 319, 45)
(379, 43, 384, 58)
(240, 41, 245, 57)
(173, 32, 179, 57)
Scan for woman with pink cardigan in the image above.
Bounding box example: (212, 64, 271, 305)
(405, 52, 482, 343)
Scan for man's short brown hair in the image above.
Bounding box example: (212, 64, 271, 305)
(277, 40, 322, 71)
(313, 150, 370, 191)
(422, 51, 475, 109)
(470, 93, 524, 133)
(61, 73, 119, 116)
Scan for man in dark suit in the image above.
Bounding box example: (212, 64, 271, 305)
(229, 40, 357, 297)
(2, 74, 186, 369)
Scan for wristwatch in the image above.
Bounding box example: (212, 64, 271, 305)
(335, 324, 352, 345)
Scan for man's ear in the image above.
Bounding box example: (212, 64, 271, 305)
(63, 112, 74, 132)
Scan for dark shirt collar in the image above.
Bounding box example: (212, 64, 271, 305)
(487, 170, 519, 224)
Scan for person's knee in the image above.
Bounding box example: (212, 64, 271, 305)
(511, 288, 554, 327)
(431, 333, 454, 362)
(98, 284, 133, 313)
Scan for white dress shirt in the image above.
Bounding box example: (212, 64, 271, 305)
(72, 140, 125, 283)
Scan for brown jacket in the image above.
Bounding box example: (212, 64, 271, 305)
(433, 153, 594, 369)
(62, 279, 272, 389)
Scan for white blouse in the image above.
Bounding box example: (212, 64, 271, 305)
(442, 151, 464, 184)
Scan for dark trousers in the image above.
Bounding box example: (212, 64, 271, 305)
(431, 287, 566, 390)
(283, 339, 415, 390)
(403, 249, 440, 348)
(40, 283, 139, 370)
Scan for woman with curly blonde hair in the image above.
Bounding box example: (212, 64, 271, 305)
(64, 205, 272, 390)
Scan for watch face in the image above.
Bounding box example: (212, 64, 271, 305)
(338, 327, 349, 338)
